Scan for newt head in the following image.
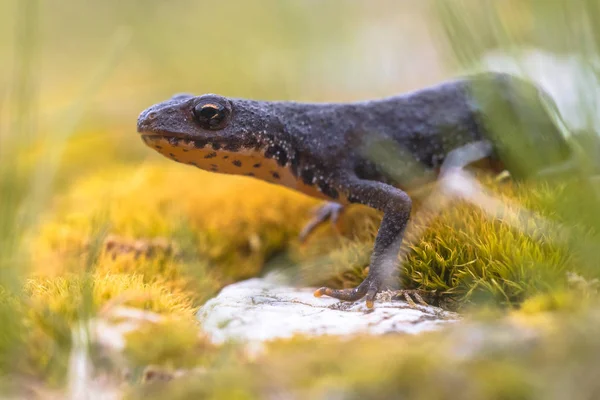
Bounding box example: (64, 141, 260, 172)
(137, 93, 287, 171)
(137, 93, 271, 149)
(136, 93, 312, 190)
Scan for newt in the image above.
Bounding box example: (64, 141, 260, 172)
(137, 72, 572, 308)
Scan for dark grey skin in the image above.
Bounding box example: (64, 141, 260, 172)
(137, 72, 572, 308)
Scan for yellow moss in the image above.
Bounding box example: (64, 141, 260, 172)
(25, 272, 198, 321)
(34, 162, 318, 285)
(516, 289, 595, 317)
(124, 317, 215, 369)
(19, 271, 201, 384)
(94, 252, 219, 306)
(18, 159, 326, 384)
(18, 158, 325, 385)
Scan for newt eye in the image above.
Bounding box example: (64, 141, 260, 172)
(193, 97, 231, 130)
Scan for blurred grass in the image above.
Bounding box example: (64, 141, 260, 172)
(3, 0, 600, 397)
(431, 0, 600, 279)
(0, 0, 40, 381)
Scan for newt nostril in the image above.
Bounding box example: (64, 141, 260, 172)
(137, 110, 157, 132)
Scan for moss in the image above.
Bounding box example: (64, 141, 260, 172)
(35, 157, 597, 313)
(34, 162, 317, 286)
(294, 176, 595, 309)
(17, 271, 201, 384)
(123, 317, 216, 370)
(17, 138, 600, 391)
(13, 161, 319, 384)
(127, 303, 600, 400)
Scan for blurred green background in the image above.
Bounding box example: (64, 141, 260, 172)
(0, 1, 450, 176)
(3, 0, 600, 397)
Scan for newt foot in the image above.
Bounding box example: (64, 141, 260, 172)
(314, 285, 433, 309)
(299, 202, 344, 242)
(314, 276, 382, 309)
(392, 289, 430, 307)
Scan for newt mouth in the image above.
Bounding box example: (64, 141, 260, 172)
(141, 133, 254, 154)
(141, 134, 211, 149)
(137, 127, 189, 139)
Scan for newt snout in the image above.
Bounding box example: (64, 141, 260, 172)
(137, 94, 197, 138)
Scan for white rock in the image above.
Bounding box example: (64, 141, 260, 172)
(197, 276, 459, 344)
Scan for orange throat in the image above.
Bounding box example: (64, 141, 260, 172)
(142, 135, 346, 203)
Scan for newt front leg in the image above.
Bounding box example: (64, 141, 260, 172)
(315, 140, 497, 308)
(314, 178, 412, 308)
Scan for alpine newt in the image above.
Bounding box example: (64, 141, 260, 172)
(137, 72, 571, 308)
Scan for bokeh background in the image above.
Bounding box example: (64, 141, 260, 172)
(1, 1, 449, 182)
(3, 0, 600, 397)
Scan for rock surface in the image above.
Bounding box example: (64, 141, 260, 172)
(197, 276, 459, 344)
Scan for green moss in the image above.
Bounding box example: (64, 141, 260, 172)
(294, 177, 596, 309)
